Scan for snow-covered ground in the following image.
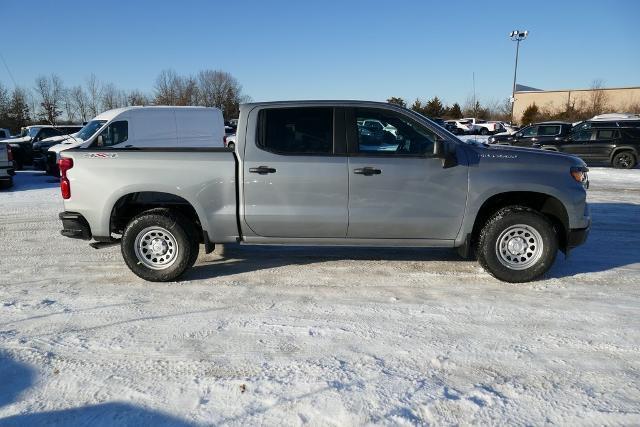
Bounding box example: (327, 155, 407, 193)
(1, 169, 639, 426)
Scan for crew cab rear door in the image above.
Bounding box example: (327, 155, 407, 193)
(346, 107, 468, 240)
(242, 107, 349, 238)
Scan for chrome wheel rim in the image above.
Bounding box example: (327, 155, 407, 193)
(134, 226, 179, 270)
(495, 224, 544, 270)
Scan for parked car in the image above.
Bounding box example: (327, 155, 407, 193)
(224, 133, 236, 149)
(536, 123, 640, 169)
(46, 106, 225, 175)
(58, 100, 590, 284)
(448, 119, 474, 134)
(0, 125, 81, 169)
(0, 142, 14, 188)
(32, 127, 82, 170)
(0, 128, 11, 139)
(462, 118, 504, 135)
(488, 122, 573, 147)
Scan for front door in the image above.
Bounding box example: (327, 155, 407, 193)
(346, 108, 468, 240)
(242, 107, 349, 238)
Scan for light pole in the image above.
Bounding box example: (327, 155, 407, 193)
(509, 30, 528, 124)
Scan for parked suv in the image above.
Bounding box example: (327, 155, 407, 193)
(488, 122, 573, 147)
(536, 123, 640, 169)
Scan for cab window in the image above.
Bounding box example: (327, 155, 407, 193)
(94, 121, 128, 147)
(520, 126, 537, 137)
(572, 128, 592, 142)
(355, 109, 437, 156)
(537, 125, 560, 136)
(257, 108, 333, 155)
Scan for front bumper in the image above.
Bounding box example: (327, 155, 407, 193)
(59, 211, 92, 240)
(567, 224, 590, 249)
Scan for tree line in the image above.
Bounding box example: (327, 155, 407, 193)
(0, 69, 249, 133)
(386, 96, 513, 122)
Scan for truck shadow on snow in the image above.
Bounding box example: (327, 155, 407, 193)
(186, 202, 640, 281)
(548, 202, 640, 278)
(2, 170, 59, 193)
(0, 351, 195, 426)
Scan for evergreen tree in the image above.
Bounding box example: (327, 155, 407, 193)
(425, 96, 445, 118)
(7, 88, 31, 132)
(448, 103, 463, 119)
(521, 103, 539, 125)
(410, 99, 427, 116)
(386, 97, 406, 107)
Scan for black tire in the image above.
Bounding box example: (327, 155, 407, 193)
(612, 151, 637, 169)
(121, 208, 200, 282)
(480, 128, 489, 135)
(477, 206, 558, 283)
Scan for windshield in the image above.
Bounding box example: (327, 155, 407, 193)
(76, 120, 107, 141)
(21, 127, 40, 138)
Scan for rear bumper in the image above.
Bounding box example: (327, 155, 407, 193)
(59, 211, 92, 240)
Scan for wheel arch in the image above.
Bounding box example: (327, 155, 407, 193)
(109, 191, 213, 252)
(609, 146, 638, 162)
(470, 191, 570, 252)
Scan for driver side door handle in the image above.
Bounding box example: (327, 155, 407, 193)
(354, 167, 382, 176)
(249, 166, 277, 174)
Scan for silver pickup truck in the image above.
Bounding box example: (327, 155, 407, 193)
(58, 101, 591, 283)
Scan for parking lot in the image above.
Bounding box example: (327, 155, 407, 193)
(0, 168, 639, 425)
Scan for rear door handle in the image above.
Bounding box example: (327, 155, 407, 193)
(354, 167, 381, 176)
(249, 166, 277, 174)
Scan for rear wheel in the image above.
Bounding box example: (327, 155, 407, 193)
(121, 208, 199, 281)
(480, 128, 489, 135)
(477, 206, 558, 282)
(612, 151, 636, 169)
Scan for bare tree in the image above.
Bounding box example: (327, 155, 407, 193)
(34, 74, 64, 124)
(86, 74, 103, 117)
(102, 83, 123, 110)
(70, 86, 90, 121)
(154, 69, 180, 105)
(196, 70, 248, 118)
(62, 88, 77, 122)
(128, 90, 149, 106)
(589, 79, 608, 116)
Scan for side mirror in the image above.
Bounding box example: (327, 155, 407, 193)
(515, 132, 523, 138)
(433, 139, 445, 158)
(433, 140, 457, 168)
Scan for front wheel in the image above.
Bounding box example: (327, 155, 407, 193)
(612, 151, 637, 169)
(477, 206, 558, 282)
(121, 208, 200, 282)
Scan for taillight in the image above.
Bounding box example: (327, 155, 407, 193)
(59, 157, 73, 199)
(6, 145, 12, 162)
(223, 135, 228, 147)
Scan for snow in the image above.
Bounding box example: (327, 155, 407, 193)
(1, 169, 640, 425)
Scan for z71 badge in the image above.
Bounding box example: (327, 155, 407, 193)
(83, 153, 118, 159)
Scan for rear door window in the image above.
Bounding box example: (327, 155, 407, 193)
(596, 129, 619, 140)
(257, 108, 333, 155)
(537, 125, 561, 136)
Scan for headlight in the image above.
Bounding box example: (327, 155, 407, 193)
(570, 166, 589, 189)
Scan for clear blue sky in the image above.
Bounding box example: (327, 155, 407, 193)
(1, 0, 639, 106)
